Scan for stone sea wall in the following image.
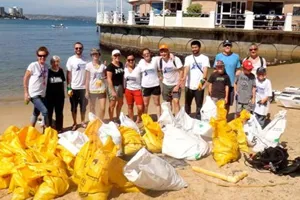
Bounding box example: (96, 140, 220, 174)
(99, 24, 300, 63)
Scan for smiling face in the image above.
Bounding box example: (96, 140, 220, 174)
(91, 53, 100, 62)
(112, 53, 121, 63)
(191, 44, 200, 55)
(159, 48, 169, 59)
(74, 44, 83, 56)
(142, 49, 151, 62)
(223, 45, 232, 54)
(127, 55, 135, 67)
(249, 45, 258, 57)
(37, 50, 48, 65)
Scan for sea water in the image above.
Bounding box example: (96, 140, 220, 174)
(0, 19, 111, 102)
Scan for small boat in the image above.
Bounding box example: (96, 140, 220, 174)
(284, 86, 300, 94)
(51, 24, 67, 29)
(277, 93, 300, 108)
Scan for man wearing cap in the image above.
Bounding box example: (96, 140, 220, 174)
(214, 40, 241, 111)
(183, 40, 210, 120)
(66, 42, 88, 130)
(156, 44, 183, 114)
(234, 60, 256, 114)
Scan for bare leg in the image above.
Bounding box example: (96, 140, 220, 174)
(80, 111, 85, 124)
(72, 112, 77, 125)
(143, 96, 150, 114)
(172, 98, 180, 115)
(99, 97, 106, 121)
(136, 105, 144, 123)
(109, 100, 116, 121)
(152, 95, 161, 118)
(128, 104, 134, 120)
(89, 94, 97, 115)
(116, 98, 123, 119)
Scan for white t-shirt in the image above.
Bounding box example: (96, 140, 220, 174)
(254, 78, 272, 116)
(27, 61, 49, 98)
(124, 66, 142, 90)
(184, 54, 210, 90)
(243, 56, 267, 76)
(66, 55, 88, 90)
(85, 62, 106, 94)
(137, 58, 160, 88)
(155, 56, 183, 86)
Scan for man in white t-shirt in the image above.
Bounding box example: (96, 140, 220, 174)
(156, 44, 183, 114)
(66, 42, 88, 130)
(243, 43, 267, 76)
(183, 40, 210, 120)
(254, 67, 272, 128)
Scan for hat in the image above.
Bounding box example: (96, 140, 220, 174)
(112, 49, 121, 56)
(256, 67, 266, 74)
(242, 60, 254, 70)
(159, 44, 169, 50)
(223, 40, 232, 46)
(90, 48, 100, 55)
(215, 60, 225, 67)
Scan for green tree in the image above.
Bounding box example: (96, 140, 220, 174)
(186, 4, 202, 14)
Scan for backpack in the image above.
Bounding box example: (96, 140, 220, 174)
(159, 57, 177, 72)
(246, 56, 264, 68)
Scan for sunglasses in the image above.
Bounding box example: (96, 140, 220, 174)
(223, 45, 232, 47)
(37, 54, 47, 58)
(113, 54, 121, 57)
(249, 48, 258, 51)
(75, 47, 83, 50)
(127, 59, 135, 62)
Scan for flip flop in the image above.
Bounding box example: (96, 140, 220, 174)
(72, 124, 77, 131)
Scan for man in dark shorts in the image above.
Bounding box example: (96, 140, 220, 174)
(214, 40, 241, 111)
(66, 42, 88, 130)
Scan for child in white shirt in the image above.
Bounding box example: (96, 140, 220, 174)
(254, 67, 272, 128)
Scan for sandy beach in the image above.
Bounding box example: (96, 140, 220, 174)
(1, 63, 300, 200)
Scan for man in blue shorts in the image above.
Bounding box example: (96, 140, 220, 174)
(214, 40, 241, 111)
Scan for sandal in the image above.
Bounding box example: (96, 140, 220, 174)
(81, 122, 87, 128)
(72, 124, 77, 131)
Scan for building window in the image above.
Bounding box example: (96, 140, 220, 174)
(293, 6, 300, 16)
(253, 2, 283, 15)
(152, 3, 163, 15)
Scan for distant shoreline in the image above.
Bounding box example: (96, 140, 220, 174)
(24, 14, 95, 21)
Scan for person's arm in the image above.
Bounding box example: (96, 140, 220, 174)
(252, 86, 256, 104)
(225, 85, 229, 104)
(107, 71, 117, 97)
(23, 70, 31, 102)
(66, 70, 73, 96)
(183, 57, 189, 84)
(235, 56, 241, 76)
(208, 83, 212, 96)
(173, 57, 184, 92)
(85, 70, 90, 98)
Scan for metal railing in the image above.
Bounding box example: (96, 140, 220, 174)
(135, 15, 149, 25)
(183, 12, 209, 18)
(215, 13, 245, 28)
(253, 14, 285, 30)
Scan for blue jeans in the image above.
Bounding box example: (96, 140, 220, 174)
(30, 96, 49, 127)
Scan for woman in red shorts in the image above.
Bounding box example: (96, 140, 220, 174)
(124, 54, 144, 123)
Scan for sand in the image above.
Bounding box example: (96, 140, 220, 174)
(1, 63, 300, 200)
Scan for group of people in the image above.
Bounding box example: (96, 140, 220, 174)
(23, 39, 272, 133)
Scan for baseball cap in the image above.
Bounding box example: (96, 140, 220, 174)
(242, 60, 254, 70)
(223, 40, 232, 46)
(215, 60, 225, 67)
(256, 67, 266, 74)
(159, 44, 169, 50)
(112, 49, 121, 56)
(90, 48, 100, 55)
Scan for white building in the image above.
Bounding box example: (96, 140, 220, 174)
(0, 7, 5, 16)
(8, 7, 17, 16)
(17, 8, 23, 16)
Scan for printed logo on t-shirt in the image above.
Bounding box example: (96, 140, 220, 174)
(191, 62, 202, 70)
(257, 86, 265, 94)
(115, 68, 124, 74)
(126, 76, 137, 81)
(163, 67, 174, 74)
(93, 72, 103, 80)
(144, 69, 155, 76)
(50, 77, 63, 83)
(216, 77, 225, 81)
(76, 63, 86, 71)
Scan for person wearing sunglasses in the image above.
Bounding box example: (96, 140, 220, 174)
(23, 46, 50, 128)
(137, 48, 161, 119)
(124, 54, 144, 123)
(106, 49, 124, 122)
(46, 55, 65, 133)
(243, 43, 267, 76)
(66, 42, 88, 130)
(214, 40, 241, 111)
(85, 48, 107, 121)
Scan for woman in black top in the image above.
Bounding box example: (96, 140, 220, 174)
(46, 55, 66, 132)
(106, 49, 124, 121)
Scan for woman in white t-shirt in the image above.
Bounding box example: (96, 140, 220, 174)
(137, 48, 161, 118)
(23, 46, 50, 128)
(243, 43, 267, 76)
(124, 54, 144, 123)
(85, 48, 107, 120)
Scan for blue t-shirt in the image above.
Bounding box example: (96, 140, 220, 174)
(214, 53, 241, 86)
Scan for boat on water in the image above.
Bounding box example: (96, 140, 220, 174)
(51, 24, 67, 29)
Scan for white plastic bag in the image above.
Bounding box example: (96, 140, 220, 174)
(244, 110, 287, 152)
(119, 112, 140, 134)
(158, 102, 175, 127)
(200, 96, 217, 123)
(88, 112, 98, 121)
(123, 148, 187, 191)
(58, 131, 89, 155)
(99, 121, 123, 156)
(175, 107, 212, 140)
(162, 125, 210, 160)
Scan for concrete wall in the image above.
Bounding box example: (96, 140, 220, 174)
(99, 24, 300, 63)
(153, 16, 210, 28)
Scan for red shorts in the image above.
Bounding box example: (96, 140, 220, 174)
(125, 89, 144, 105)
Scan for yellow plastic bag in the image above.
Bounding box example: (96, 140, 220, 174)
(228, 110, 250, 152)
(55, 145, 75, 175)
(0, 125, 19, 142)
(119, 126, 145, 156)
(141, 114, 164, 153)
(78, 137, 117, 200)
(18, 126, 42, 149)
(108, 156, 144, 193)
(210, 100, 240, 167)
(0, 158, 14, 189)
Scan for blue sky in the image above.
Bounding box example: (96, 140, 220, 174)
(1, 0, 131, 17)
